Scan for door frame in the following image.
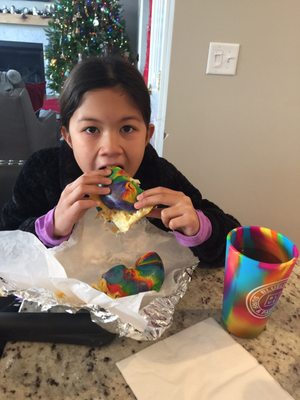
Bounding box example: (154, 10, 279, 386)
(138, 0, 175, 156)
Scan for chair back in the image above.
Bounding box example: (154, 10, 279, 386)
(0, 160, 24, 210)
(0, 89, 30, 160)
(0, 88, 58, 207)
(0, 88, 58, 160)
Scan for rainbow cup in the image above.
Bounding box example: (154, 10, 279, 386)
(221, 226, 299, 338)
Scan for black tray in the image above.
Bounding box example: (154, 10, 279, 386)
(0, 296, 116, 351)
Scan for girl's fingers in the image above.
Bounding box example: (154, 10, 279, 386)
(135, 193, 177, 209)
(71, 198, 99, 212)
(147, 208, 162, 219)
(167, 215, 187, 231)
(136, 187, 199, 234)
(62, 181, 110, 207)
(54, 171, 113, 237)
(66, 170, 112, 192)
(74, 174, 112, 188)
(160, 205, 183, 227)
(86, 185, 111, 196)
(137, 187, 172, 198)
(136, 188, 188, 210)
(149, 204, 200, 236)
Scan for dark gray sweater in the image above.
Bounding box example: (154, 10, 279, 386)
(0, 142, 240, 266)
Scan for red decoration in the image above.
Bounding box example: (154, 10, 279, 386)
(143, 0, 152, 85)
(42, 97, 60, 114)
(25, 82, 46, 112)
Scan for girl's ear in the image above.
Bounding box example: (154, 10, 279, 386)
(61, 126, 72, 148)
(146, 123, 155, 144)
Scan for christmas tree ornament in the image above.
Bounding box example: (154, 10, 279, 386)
(21, 7, 29, 15)
(93, 16, 99, 27)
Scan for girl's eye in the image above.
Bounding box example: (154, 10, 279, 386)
(121, 125, 135, 134)
(85, 126, 99, 135)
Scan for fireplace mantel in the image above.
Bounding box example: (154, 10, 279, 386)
(0, 13, 49, 27)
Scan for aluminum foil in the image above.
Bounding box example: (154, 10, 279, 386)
(0, 264, 197, 341)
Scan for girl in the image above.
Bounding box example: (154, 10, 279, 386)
(0, 57, 239, 266)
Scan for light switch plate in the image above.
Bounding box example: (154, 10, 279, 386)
(206, 42, 240, 75)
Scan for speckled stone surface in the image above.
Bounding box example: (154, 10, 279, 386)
(0, 266, 299, 400)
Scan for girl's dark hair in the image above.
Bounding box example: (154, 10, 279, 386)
(59, 57, 151, 129)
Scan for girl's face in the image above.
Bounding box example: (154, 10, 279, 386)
(61, 87, 154, 177)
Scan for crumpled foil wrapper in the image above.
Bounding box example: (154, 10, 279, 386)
(0, 211, 199, 341)
(0, 265, 197, 341)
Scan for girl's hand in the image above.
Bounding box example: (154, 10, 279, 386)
(53, 169, 112, 237)
(135, 187, 200, 236)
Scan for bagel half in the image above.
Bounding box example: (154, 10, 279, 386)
(93, 166, 152, 233)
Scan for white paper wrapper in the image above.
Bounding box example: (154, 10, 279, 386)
(0, 209, 198, 340)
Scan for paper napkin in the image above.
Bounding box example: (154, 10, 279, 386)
(117, 318, 294, 400)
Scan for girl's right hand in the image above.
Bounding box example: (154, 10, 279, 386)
(53, 169, 112, 237)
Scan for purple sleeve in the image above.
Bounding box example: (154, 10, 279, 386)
(35, 208, 71, 247)
(173, 210, 212, 247)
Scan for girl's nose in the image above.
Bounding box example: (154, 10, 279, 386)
(98, 131, 122, 156)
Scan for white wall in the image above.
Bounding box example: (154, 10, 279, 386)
(164, 0, 300, 247)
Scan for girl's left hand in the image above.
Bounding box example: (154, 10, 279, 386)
(134, 187, 200, 236)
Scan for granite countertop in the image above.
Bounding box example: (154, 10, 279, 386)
(0, 266, 299, 400)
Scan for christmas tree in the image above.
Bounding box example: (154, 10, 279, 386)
(45, 0, 133, 94)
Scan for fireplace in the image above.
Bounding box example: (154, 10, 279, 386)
(0, 40, 45, 83)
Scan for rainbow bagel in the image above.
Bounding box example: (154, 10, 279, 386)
(93, 166, 152, 232)
(93, 252, 165, 298)
(101, 166, 143, 212)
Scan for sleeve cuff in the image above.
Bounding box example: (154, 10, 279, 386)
(35, 208, 70, 247)
(173, 210, 212, 247)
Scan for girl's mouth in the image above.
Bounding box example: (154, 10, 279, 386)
(99, 164, 124, 170)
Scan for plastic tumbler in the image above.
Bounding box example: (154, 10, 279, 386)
(221, 226, 299, 338)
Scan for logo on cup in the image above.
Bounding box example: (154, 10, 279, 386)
(245, 279, 288, 319)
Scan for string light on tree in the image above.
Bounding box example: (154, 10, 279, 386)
(45, 0, 133, 94)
